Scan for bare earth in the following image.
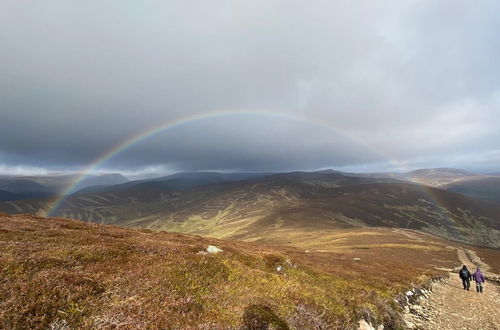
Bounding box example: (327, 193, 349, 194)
(405, 249, 500, 330)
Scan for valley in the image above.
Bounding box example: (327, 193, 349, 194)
(1, 170, 499, 248)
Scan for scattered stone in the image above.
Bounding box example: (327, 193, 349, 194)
(304, 250, 310, 253)
(406, 291, 414, 296)
(49, 319, 70, 330)
(276, 265, 283, 272)
(404, 320, 415, 329)
(206, 245, 223, 254)
(357, 319, 383, 330)
(410, 305, 422, 313)
(353, 257, 361, 261)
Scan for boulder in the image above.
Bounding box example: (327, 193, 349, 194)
(207, 245, 223, 254)
(358, 319, 384, 330)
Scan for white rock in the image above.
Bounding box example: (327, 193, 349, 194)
(353, 257, 361, 261)
(357, 319, 384, 330)
(357, 319, 375, 330)
(305, 250, 310, 253)
(276, 265, 283, 272)
(406, 291, 414, 296)
(206, 245, 223, 254)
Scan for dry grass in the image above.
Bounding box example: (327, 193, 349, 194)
(0, 213, 460, 329)
(469, 247, 500, 274)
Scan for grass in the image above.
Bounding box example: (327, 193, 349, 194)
(466, 246, 500, 274)
(0, 213, 462, 329)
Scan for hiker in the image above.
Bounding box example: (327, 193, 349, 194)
(459, 265, 472, 290)
(472, 268, 485, 293)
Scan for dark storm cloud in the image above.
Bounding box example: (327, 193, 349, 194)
(1, 0, 499, 175)
(102, 115, 385, 172)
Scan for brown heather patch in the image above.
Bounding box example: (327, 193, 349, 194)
(467, 246, 500, 274)
(0, 213, 467, 329)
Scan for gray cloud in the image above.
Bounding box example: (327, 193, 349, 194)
(1, 0, 499, 175)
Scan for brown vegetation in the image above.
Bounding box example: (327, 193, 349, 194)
(0, 213, 464, 329)
(473, 247, 500, 274)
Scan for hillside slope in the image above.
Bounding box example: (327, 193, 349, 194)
(0, 178, 52, 194)
(0, 174, 129, 197)
(444, 177, 500, 203)
(1, 172, 498, 247)
(74, 172, 271, 195)
(0, 189, 54, 203)
(403, 168, 479, 187)
(0, 213, 465, 329)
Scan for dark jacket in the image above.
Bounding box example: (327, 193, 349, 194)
(459, 267, 472, 280)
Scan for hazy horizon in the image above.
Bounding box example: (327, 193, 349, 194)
(1, 166, 499, 183)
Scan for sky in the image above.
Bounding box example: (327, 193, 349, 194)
(1, 0, 499, 178)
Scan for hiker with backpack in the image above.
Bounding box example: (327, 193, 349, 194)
(472, 268, 485, 293)
(459, 265, 472, 290)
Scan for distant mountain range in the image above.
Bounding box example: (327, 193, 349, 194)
(1, 169, 499, 248)
(2, 168, 500, 202)
(74, 172, 272, 195)
(347, 168, 500, 203)
(0, 189, 54, 202)
(445, 177, 500, 203)
(0, 173, 129, 195)
(394, 168, 481, 187)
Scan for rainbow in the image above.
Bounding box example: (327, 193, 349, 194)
(44, 110, 448, 219)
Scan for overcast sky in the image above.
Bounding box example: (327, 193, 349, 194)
(1, 0, 499, 177)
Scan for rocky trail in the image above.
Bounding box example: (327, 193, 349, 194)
(403, 248, 500, 329)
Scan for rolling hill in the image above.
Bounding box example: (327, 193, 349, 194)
(0, 173, 129, 195)
(348, 168, 492, 188)
(0, 189, 54, 202)
(347, 168, 500, 205)
(401, 168, 480, 187)
(0, 177, 53, 194)
(444, 177, 500, 203)
(73, 171, 272, 195)
(2, 171, 499, 248)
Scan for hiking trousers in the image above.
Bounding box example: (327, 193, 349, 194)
(476, 282, 484, 293)
(462, 278, 470, 290)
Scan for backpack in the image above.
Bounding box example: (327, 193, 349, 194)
(459, 268, 469, 279)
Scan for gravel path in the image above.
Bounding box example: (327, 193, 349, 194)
(403, 249, 500, 330)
